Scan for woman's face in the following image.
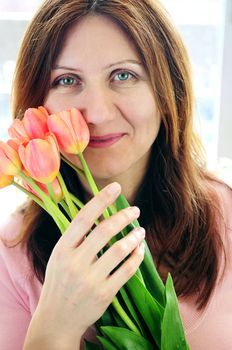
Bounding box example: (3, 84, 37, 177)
(45, 15, 161, 188)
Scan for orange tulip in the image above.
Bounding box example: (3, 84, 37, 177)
(8, 119, 29, 143)
(23, 106, 49, 139)
(18, 133, 60, 184)
(0, 141, 22, 175)
(7, 138, 21, 151)
(0, 173, 13, 188)
(8, 106, 49, 142)
(47, 108, 90, 154)
(23, 177, 63, 202)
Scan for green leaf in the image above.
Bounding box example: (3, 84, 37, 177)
(97, 307, 116, 328)
(139, 240, 165, 306)
(116, 194, 165, 306)
(161, 274, 190, 350)
(126, 274, 164, 348)
(110, 305, 128, 329)
(100, 326, 154, 350)
(118, 286, 146, 335)
(97, 336, 120, 350)
(84, 339, 102, 350)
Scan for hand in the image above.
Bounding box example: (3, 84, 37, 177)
(24, 182, 145, 348)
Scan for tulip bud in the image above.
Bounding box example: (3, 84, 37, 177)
(23, 106, 49, 139)
(8, 119, 29, 143)
(18, 133, 60, 184)
(47, 108, 90, 154)
(0, 141, 22, 175)
(8, 106, 49, 142)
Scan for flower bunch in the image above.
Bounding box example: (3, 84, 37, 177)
(0, 106, 190, 350)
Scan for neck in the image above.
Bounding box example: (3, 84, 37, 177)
(80, 154, 149, 204)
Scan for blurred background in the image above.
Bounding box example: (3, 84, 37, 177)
(0, 0, 231, 220)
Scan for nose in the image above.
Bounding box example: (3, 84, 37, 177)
(78, 87, 116, 125)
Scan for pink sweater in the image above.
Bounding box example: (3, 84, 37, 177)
(0, 182, 231, 350)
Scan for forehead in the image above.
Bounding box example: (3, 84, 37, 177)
(55, 15, 140, 69)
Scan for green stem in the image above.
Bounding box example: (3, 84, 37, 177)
(78, 153, 99, 196)
(69, 193, 84, 209)
(59, 200, 72, 220)
(57, 172, 78, 219)
(46, 182, 56, 203)
(61, 155, 85, 178)
(12, 182, 46, 211)
(13, 180, 64, 232)
(78, 153, 110, 220)
(111, 297, 141, 336)
(19, 172, 70, 233)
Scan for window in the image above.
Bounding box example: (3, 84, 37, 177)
(163, 0, 229, 166)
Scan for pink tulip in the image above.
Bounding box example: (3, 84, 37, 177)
(23, 177, 63, 202)
(0, 173, 13, 188)
(23, 106, 49, 139)
(8, 119, 29, 143)
(8, 106, 49, 142)
(18, 133, 60, 184)
(7, 138, 21, 151)
(0, 141, 22, 175)
(47, 108, 90, 154)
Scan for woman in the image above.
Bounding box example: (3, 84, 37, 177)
(0, 0, 231, 349)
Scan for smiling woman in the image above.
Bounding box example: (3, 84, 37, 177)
(44, 15, 161, 193)
(0, 1, 232, 350)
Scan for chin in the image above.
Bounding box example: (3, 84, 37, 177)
(88, 163, 125, 181)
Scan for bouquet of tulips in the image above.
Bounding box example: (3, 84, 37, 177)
(0, 106, 190, 350)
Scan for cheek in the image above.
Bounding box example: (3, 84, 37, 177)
(125, 101, 161, 136)
(44, 93, 74, 114)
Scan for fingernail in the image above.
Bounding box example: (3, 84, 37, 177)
(130, 206, 140, 216)
(134, 227, 145, 239)
(107, 182, 121, 195)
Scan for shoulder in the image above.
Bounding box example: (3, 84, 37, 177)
(179, 181, 232, 348)
(210, 179, 232, 208)
(209, 180, 232, 238)
(0, 206, 42, 313)
(203, 179, 232, 231)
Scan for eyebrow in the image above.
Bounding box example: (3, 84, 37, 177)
(52, 59, 143, 71)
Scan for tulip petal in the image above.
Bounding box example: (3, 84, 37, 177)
(70, 108, 90, 152)
(7, 139, 21, 152)
(18, 134, 60, 184)
(0, 141, 22, 175)
(23, 107, 49, 139)
(47, 108, 90, 154)
(0, 173, 13, 188)
(48, 113, 78, 153)
(8, 119, 29, 142)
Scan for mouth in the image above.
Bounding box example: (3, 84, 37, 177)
(88, 133, 125, 148)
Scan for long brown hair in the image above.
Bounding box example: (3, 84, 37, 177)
(12, 0, 224, 309)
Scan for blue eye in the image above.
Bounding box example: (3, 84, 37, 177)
(113, 69, 138, 83)
(58, 76, 76, 85)
(115, 72, 131, 81)
(52, 74, 80, 88)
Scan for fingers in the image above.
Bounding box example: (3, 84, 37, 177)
(93, 227, 145, 276)
(59, 182, 121, 247)
(80, 206, 141, 260)
(108, 241, 145, 294)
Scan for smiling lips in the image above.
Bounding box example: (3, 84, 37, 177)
(88, 133, 125, 148)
